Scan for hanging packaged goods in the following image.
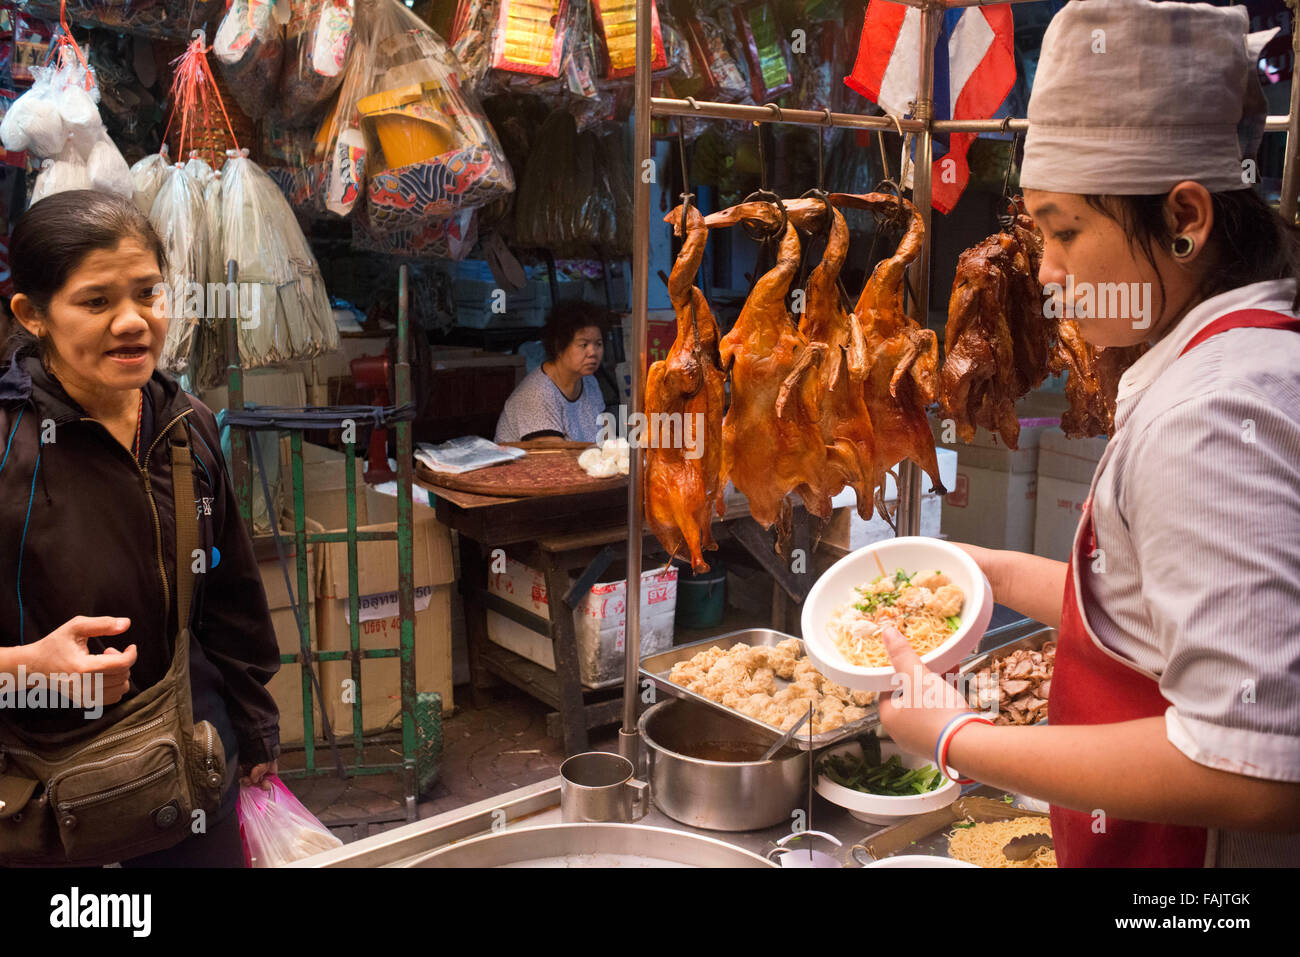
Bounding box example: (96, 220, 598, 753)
(593, 0, 664, 79)
(213, 0, 285, 120)
(356, 0, 514, 231)
(14, 0, 222, 41)
(492, 0, 567, 78)
(733, 2, 790, 102)
(277, 0, 354, 119)
(0, 29, 134, 202)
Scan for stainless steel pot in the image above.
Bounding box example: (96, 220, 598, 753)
(639, 698, 808, 832)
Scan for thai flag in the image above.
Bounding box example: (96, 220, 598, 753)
(845, 3, 1016, 214)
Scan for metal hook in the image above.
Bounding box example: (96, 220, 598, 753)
(763, 102, 783, 123)
(822, 107, 833, 128)
(676, 122, 693, 228)
(1000, 114, 1012, 133)
(685, 96, 700, 111)
(191, 27, 206, 44)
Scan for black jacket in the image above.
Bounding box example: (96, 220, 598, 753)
(0, 350, 281, 802)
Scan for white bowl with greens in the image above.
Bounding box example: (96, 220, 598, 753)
(815, 734, 959, 824)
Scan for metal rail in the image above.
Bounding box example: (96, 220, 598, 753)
(621, 0, 652, 765)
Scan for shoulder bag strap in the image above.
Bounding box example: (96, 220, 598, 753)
(170, 423, 200, 634)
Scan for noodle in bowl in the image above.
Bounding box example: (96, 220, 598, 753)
(801, 537, 993, 692)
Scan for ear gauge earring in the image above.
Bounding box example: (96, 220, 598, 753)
(1172, 234, 1196, 259)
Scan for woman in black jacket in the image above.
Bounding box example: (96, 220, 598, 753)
(0, 190, 281, 867)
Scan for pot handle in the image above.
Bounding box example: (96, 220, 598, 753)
(626, 778, 650, 821)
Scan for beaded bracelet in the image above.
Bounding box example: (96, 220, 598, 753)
(934, 713, 994, 785)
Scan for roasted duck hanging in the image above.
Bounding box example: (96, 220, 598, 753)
(939, 201, 1052, 449)
(831, 191, 946, 503)
(1050, 320, 1148, 438)
(783, 198, 877, 519)
(643, 203, 726, 573)
(716, 203, 837, 534)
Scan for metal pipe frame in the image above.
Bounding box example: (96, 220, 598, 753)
(621, 0, 652, 764)
(936, 115, 1294, 134)
(653, 96, 925, 133)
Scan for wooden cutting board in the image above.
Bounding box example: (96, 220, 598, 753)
(416, 448, 628, 498)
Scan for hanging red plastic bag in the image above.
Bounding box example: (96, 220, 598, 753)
(491, 0, 566, 78)
(357, 0, 513, 232)
(214, 0, 285, 120)
(277, 0, 353, 120)
(238, 775, 342, 867)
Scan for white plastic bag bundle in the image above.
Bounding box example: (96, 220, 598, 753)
(30, 151, 91, 204)
(184, 152, 216, 188)
(87, 129, 134, 197)
(2, 61, 134, 202)
(0, 68, 67, 157)
(149, 164, 210, 376)
(130, 147, 171, 215)
(219, 150, 338, 368)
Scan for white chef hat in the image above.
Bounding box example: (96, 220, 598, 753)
(1019, 0, 1277, 195)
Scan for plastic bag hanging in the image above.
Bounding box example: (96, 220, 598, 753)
(220, 149, 339, 368)
(313, 4, 374, 218)
(130, 146, 172, 214)
(213, 0, 286, 120)
(277, 0, 354, 120)
(356, 0, 514, 233)
(150, 162, 211, 377)
(1, 15, 134, 202)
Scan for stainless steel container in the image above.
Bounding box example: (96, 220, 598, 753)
(559, 752, 649, 823)
(406, 823, 777, 867)
(639, 698, 808, 832)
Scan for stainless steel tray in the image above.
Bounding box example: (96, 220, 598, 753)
(405, 823, 778, 868)
(955, 626, 1056, 724)
(639, 628, 881, 751)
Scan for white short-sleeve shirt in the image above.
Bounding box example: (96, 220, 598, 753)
(1078, 278, 1300, 866)
(493, 368, 605, 444)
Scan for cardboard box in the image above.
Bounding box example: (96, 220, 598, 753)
(1037, 428, 1107, 485)
(313, 498, 456, 732)
(485, 556, 677, 687)
(199, 366, 307, 413)
(823, 493, 943, 552)
(258, 532, 318, 747)
(942, 467, 1037, 551)
(317, 585, 454, 734)
(1033, 475, 1091, 561)
(931, 391, 1068, 474)
(279, 440, 369, 531)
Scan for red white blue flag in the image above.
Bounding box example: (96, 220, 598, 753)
(845, 2, 1016, 214)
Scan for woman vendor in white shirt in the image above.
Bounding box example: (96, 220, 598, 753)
(880, 0, 1300, 866)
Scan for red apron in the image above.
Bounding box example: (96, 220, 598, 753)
(1049, 308, 1300, 867)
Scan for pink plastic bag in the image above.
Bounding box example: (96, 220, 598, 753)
(237, 775, 342, 867)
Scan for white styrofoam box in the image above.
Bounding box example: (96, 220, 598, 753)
(486, 558, 678, 687)
(943, 466, 1037, 552)
(1033, 475, 1090, 561)
(826, 494, 942, 552)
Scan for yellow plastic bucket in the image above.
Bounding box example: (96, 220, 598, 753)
(357, 82, 457, 169)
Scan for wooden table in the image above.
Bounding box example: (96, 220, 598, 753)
(417, 472, 818, 756)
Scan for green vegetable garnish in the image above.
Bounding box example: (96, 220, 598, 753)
(894, 568, 913, 585)
(1003, 794, 1014, 804)
(952, 821, 977, 829)
(945, 615, 961, 630)
(817, 734, 944, 797)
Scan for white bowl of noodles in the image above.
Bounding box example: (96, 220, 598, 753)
(800, 536, 992, 692)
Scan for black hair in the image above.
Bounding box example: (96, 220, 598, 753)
(4, 189, 168, 361)
(540, 300, 610, 361)
(1082, 187, 1300, 316)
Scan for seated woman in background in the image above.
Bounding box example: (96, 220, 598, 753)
(495, 301, 609, 443)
